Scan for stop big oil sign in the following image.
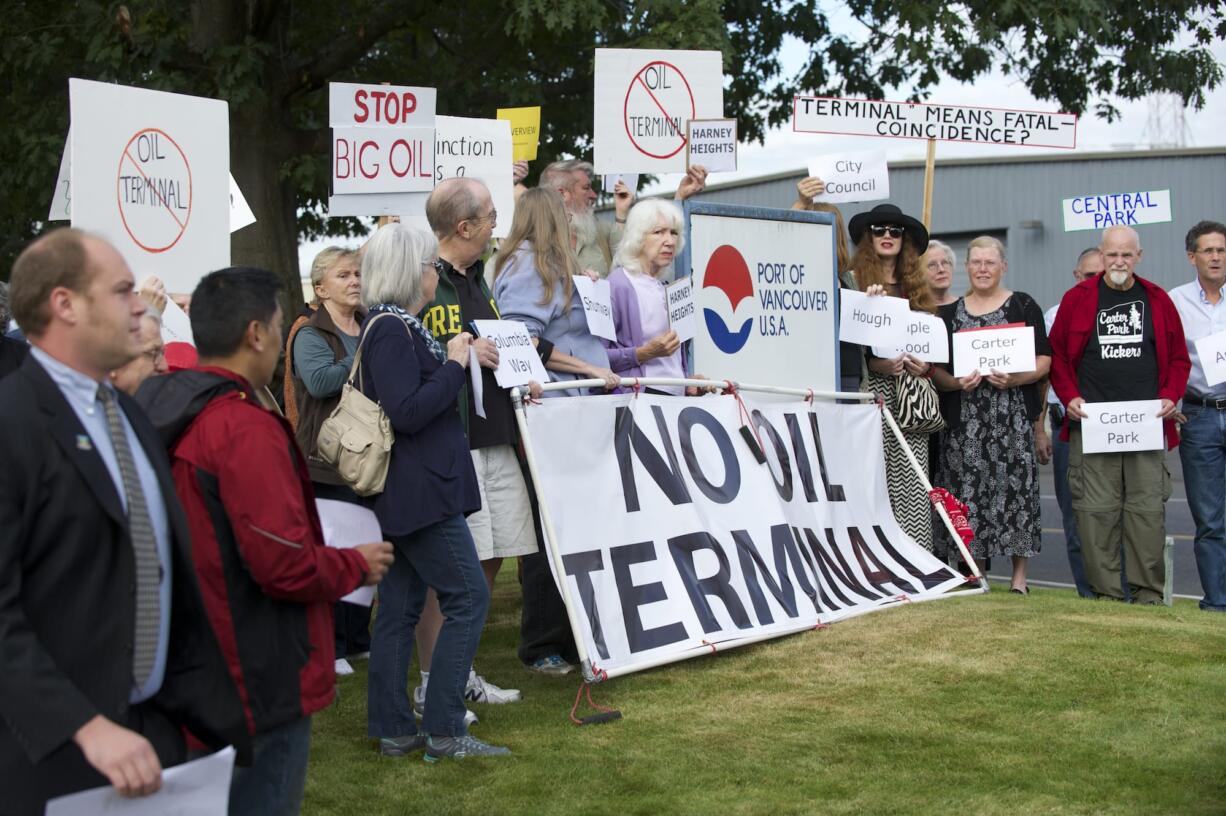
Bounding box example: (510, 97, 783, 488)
(594, 49, 724, 175)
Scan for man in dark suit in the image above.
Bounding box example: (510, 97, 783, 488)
(0, 228, 247, 815)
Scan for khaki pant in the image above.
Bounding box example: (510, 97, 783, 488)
(1068, 429, 1171, 603)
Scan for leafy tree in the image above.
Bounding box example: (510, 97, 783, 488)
(3, 0, 1221, 309)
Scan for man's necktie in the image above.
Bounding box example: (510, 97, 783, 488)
(98, 386, 161, 687)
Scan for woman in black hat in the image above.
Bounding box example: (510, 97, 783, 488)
(849, 203, 941, 552)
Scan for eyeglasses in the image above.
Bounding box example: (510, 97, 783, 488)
(469, 209, 497, 226)
(869, 225, 905, 238)
(144, 347, 165, 363)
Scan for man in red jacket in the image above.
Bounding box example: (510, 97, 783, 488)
(1049, 226, 1190, 604)
(136, 267, 393, 816)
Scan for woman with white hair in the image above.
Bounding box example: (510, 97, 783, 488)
(358, 223, 510, 761)
(604, 198, 689, 394)
(924, 239, 958, 306)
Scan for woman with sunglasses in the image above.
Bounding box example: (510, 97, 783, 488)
(848, 203, 940, 552)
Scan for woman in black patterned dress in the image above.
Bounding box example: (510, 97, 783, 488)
(933, 236, 1051, 593)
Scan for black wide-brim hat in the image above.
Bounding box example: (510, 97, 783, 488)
(847, 203, 929, 253)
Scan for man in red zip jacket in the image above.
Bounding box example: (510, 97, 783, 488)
(136, 267, 393, 816)
(1049, 225, 1190, 604)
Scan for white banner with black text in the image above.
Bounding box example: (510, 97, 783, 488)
(522, 393, 965, 678)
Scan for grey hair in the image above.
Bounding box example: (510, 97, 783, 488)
(925, 238, 956, 270)
(0, 281, 9, 328)
(425, 177, 486, 238)
(614, 199, 685, 276)
(540, 159, 593, 193)
(309, 246, 358, 304)
(966, 235, 1006, 264)
(360, 224, 439, 309)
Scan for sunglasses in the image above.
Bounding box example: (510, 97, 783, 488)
(869, 225, 905, 238)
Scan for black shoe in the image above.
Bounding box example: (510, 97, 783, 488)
(379, 733, 427, 757)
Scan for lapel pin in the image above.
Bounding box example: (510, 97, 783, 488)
(76, 434, 93, 451)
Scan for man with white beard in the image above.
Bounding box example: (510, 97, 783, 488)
(1048, 225, 1190, 604)
(539, 160, 708, 277)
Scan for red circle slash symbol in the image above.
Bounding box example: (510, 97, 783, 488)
(116, 128, 193, 253)
(623, 61, 695, 159)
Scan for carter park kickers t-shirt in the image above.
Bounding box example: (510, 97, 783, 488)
(1077, 277, 1158, 403)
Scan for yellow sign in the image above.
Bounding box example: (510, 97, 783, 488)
(497, 106, 541, 161)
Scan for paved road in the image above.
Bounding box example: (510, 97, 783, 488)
(981, 449, 1204, 599)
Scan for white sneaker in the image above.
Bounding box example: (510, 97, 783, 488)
(334, 658, 354, 676)
(465, 670, 522, 704)
(413, 684, 478, 727)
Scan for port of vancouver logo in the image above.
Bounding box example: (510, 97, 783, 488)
(702, 244, 754, 354)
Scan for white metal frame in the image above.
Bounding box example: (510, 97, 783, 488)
(511, 377, 987, 682)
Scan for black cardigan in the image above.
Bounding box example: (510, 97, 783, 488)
(936, 292, 1051, 429)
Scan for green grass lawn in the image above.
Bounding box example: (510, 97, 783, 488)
(306, 576, 1226, 816)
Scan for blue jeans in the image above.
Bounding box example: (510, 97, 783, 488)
(1052, 415, 1093, 597)
(229, 716, 312, 816)
(1178, 405, 1226, 611)
(368, 515, 490, 738)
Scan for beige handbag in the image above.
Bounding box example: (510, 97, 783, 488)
(316, 313, 398, 497)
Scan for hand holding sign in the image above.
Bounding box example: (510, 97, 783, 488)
(666, 277, 696, 342)
(1081, 400, 1164, 453)
(807, 149, 889, 205)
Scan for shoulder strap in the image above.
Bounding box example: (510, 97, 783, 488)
(347, 311, 405, 388)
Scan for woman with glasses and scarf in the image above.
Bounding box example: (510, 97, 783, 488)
(850, 204, 940, 552)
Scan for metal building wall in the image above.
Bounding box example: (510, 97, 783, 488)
(684, 147, 1226, 311)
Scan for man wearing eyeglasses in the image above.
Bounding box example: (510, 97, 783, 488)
(1169, 220, 1226, 612)
(111, 313, 168, 396)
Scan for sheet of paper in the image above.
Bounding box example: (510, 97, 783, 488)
(48, 132, 72, 220)
(1194, 328, 1226, 387)
(666, 276, 697, 342)
(470, 347, 486, 419)
(686, 118, 736, 172)
(1081, 399, 1164, 454)
(315, 499, 380, 606)
(229, 174, 256, 233)
(160, 297, 195, 346)
(837, 288, 912, 347)
(572, 275, 616, 341)
(602, 173, 639, 195)
(870, 310, 949, 363)
(496, 106, 541, 161)
(470, 319, 550, 388)
(807, 149, 889, 205)
(46, 746, 235, 816)
(951, 323, 1037, 378)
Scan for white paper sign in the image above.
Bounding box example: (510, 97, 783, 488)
(602, 173, 640, 195)
(838, 289, 912, 347)
(952, 324, 1037, 377)
(594, 49, 724, 174)
(160, 298, 194, 346)
(46, 746, 235, 816)
(48, 133, 72, 221)
(471, 319, 549, 387)
(229, 175, 256, 232)
(69, 79, 230, 294)
(871, 310, 949, 363)
(1195, 328, 1226, 387)
(315, 499, 381, 606)
(793, 96, 1078, 149)
(808, 149, 889, 205)
(686, 118, 736, 172)
(1062, 189, 1172, 232)
(573, 275, 616, 341)
(331, 126, 435, 195)
(328, 82, 437, 128)
(469, 347, 486, 419)
(666, 276, 697, 342)
(1081, 399, 1164, 453)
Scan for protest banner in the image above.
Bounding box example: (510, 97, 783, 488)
(46, 746, 235, 816)
(471, 319, 550, 387)
(793, 96, 1078, 149)
(666, 276, 697, 342)
(496, 106, 541, 161)
(518, 391, 966, 678)
(603, 173, 639, 194)
(952, 323, 1037, 377)
(684, 202, 839, 391)
(1081, 400, 1164, 454)
(399, 115, 514, 238)
(328, 82, 437, 215)
(871, 311, 949, 364)
(1062, 189, 1172, 232)
(594, 49, 724, 174)
(686, 118, 736, 172)
(573, 275, 616, 341)
(69, 78, 229, 294)
(838, 289, 912, 348)
(807, 149, 889, 205)
(1194, 329, 1226, 387)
